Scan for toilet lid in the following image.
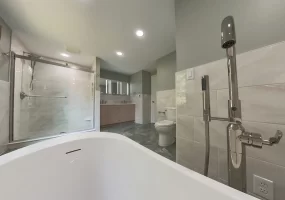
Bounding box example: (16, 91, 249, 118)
(155, 120, 175, 127)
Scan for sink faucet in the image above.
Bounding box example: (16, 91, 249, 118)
(201, 16, 283, 192)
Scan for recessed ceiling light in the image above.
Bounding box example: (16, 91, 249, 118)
(61, 53, 70, 57)
(116, 51, 124, 56)
(136, 29, 144, 37)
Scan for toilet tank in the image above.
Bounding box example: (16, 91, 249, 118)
(166, 107, 176, 122)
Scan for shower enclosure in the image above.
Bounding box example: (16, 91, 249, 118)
(9, 52, 96, 143)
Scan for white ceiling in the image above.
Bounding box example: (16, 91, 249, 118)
(0, 0, 175, 74)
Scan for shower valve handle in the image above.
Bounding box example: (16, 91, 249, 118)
(238, 130, 283, 148)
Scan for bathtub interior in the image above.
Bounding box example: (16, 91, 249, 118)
(0, 133, 257, 200)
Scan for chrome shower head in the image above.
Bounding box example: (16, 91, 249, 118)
(221, 16, 236, 49)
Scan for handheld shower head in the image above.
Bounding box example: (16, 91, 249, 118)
(221, 16, 236, 49)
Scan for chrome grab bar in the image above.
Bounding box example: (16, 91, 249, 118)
(20, 91, 67, 100)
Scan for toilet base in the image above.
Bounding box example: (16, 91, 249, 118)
(158, 134, 175, 147)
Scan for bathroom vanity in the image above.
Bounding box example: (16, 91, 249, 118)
(100, 104, 135, 126)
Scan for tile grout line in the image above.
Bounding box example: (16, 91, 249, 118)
(247, 155, 285, 169)
(178, 112, 285, 126)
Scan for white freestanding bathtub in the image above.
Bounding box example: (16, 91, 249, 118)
(0, 132, 257, 200)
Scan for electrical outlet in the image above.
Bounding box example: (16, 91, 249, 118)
(253, 175, 274, 200)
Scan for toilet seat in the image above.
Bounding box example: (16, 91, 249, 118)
(155, 120, 175, 127)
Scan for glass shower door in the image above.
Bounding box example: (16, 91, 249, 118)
(13, 57, 94, 141)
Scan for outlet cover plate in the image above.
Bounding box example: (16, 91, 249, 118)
(253, 174, 274, 200)
(186, 68, 194, 80)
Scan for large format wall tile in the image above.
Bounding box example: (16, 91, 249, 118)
(176, 137, 219, 179)
(217, 84, 285, 124)
(176, 115, 194, 140)
(194, 117, 228, 149)
(157, 89, 176, 121)
(246, 157, 285, 200)
(243, 121, 285, 167)
(0, 80, 9, 154)
(157, 89, 176, 110)
(191, 58, 228, 92)
(186, 41, 285, 93)
(191, 142, 219, 179)
(176, 40, 285, 199)
(237, 42, 285, 88)
(218, 148, 228, 183)
(176, 137, 193, 168)
(15, 61, 94, 140)
(175, 70, 186, 93)
(178, 90, 218, 117)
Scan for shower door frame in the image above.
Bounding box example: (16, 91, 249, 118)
(8, 52, 96, 143)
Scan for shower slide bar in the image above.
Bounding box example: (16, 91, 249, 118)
(20, 91, 67, 100)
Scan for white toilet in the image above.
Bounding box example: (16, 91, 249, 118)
(155, 107, 176, 147)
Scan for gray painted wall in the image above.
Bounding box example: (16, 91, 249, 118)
(130, 70, 151, 95)
(175, 0, 285, 71)
(100, 69, 130, 83)
(142, 71, 151, 95)
(130, 71, 142, 94)
(156, 52, 176, 91)
(0, 17, 11, 81)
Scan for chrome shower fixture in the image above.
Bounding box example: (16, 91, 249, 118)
(201, 16, 283, 192)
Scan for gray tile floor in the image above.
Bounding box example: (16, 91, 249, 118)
(101, 122, 176, 161)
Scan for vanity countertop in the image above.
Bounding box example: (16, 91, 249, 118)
(100, 103, 135, 106)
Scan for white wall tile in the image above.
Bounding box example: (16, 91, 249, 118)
(176, 137, 193, 162)
(156, 89, 176, 121)
(176, 136, 219, 178)
(191, 142, 219, 179)
(175, 70, 186, 93)
(181, 90, 218, 117)
(0, 80, 9, 154)
(176, 41, 285, 198)
(176, 157, 194, 171)
(217, 84, 285, 124)
(192, 58, 228, 92)
(246, 157, 285, 200)
(184, 41, 285, 92)
(218, 148, 228, 183)
(176, 115, 194, 140)
(131, 94, 143, 124)
(194, 117, 228, 149)
(14, 60, 94, 140)
(237, 42, 285, 87)
(243, 121, 285, 167)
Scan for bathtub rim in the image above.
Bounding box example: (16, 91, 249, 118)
(0, 131, 258, 200)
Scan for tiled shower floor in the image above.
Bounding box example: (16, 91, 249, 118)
(101, 122, 176, 161)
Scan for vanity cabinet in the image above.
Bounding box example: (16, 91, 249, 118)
(100, 104, 135, 126)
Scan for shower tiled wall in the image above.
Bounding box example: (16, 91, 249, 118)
(176, 41, 285, 200)
(15, 61, 94, 140)
(0, 80, 9, 154)
(156, 90, 176, 121)
(131, 94, 151, 124)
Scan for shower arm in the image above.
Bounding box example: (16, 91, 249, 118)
(20, 91, 67, 100)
